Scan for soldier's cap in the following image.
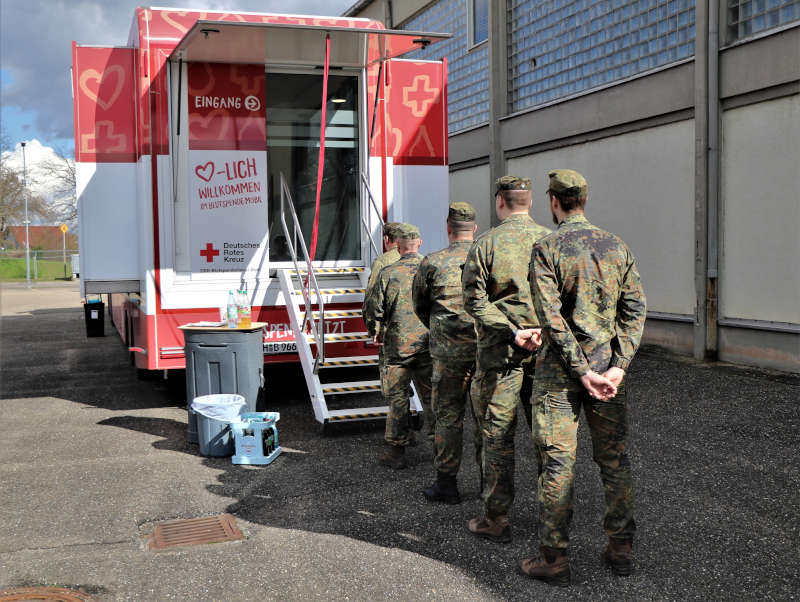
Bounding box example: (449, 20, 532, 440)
(447, 201, 476, 222)
(547, 169, 587, 198)
(383, 222, 402, 238)
(396, 223, 421, 240)
(494, 175, 531, 195)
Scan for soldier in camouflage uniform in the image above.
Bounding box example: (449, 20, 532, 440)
(362, 222, 402, 340)
(412, 202, 480, 504)
(519, 169, 646, 587)
(364, 224, 434, 469)
(462, 176, 552, 543)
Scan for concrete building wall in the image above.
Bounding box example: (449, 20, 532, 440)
(448, 164, 491, 234)
(719, 95, 800, 325)
(507, 119, 696, 317)
(344, 0, 800, 373)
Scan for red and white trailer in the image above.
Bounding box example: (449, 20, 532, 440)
(71, 7, 450, 425)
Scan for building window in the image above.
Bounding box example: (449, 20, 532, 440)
(404, 0, 490, 133)
(727, 0, 799, 42)
(470, 0, 489, 46)
(507, 0, 696, 114)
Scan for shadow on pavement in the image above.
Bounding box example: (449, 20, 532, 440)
(3, 306, 798, 601)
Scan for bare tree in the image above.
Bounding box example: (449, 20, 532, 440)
(37, 150, 77, 223)
(0, 157, 51, 242)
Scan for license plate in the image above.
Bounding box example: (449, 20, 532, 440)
(264, 341, 297, 355)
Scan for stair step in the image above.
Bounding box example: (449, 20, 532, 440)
(312, 309, 363, 319)
(327, 407, 388, 421)
(326, 407, 419, 422)
(291, 288, 365, 296)
(321, 355, 379, 368)
(322, 380, 381, 395)
(290, 266, 365, 275)
(306, 332, 371, 343)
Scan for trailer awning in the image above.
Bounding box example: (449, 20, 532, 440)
(168, 21, 451, 67)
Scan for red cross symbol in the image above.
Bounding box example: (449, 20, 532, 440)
(200, 242, 220, 263)
(402, 76, 437, 117)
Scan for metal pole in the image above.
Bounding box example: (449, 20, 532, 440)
(21, 142, 31, 287)
(63, 230, 67, 279)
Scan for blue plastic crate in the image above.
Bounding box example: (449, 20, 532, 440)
(230, 412, 281, 465)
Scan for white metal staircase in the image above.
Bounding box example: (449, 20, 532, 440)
(277, 173, 423, 429)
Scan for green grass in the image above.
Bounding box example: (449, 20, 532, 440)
(0, 258, 71, 281)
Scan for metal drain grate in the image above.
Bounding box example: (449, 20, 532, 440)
(147, 513, 244, 551)
(0, 586, 99, 601)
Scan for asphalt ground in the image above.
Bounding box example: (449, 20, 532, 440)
(0, 281, 798, 601)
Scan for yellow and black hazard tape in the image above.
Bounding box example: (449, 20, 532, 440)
(328, 411, 388, 421)
(312, 310, 362, 318)
(323, 358, 378, 366)
(291, 288, 364, 295)
(307, 333, 369, 342)
(291, 267, 364, 274)
(323, 384, 381, 393)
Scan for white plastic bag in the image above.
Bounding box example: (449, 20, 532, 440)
(191, 394, 247, 422)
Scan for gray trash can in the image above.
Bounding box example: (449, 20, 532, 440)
(182, 326, 264, 444)
(192, 394, 247, 457)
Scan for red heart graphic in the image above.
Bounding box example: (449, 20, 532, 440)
(195, 162, 215, 182)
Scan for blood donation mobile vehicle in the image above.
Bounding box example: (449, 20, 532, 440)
(72, 7, 450, 427)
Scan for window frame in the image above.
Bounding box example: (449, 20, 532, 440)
(467, 0, 490, 50)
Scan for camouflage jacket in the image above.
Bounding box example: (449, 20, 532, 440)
(362, 247, 401, 337)
(412, 241, 476, 361)
(530, 214, 646, 385)
(364, 253, 429, 363)
(462, 213, 552, 369)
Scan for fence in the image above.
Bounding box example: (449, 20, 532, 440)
(0, 249, 79, 281)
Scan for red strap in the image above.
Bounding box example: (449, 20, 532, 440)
(308, 33, 330, 263)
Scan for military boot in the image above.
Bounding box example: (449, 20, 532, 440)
(378, 444, 407, 469)
(467, 514, 512, 543)
(422, 472, 461, 504)
(519, 546, 570, 587)
(602, 536, 633, 576)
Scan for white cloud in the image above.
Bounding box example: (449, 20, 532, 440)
(0, 1, 355, 146)
(1, 139, 69, 200)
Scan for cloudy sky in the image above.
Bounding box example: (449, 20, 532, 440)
(0, 0, 354, 155)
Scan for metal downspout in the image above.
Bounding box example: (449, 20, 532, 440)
(488, 0, 507, 226)
(706, 0, 721, 359)
(694, 0, 721, 360)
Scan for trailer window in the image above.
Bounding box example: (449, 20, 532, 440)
(266, 73, 360, 263)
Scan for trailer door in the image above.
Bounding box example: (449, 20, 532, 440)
(265, 71, 361, 264)
(72, 44, 140, 295)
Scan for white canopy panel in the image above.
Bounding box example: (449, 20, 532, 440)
(169, 21, 451, 67)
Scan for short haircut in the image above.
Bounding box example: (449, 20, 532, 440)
(498, 189, 531, 209)
(447, 218, 475, 232)
(397, 237, 421, 251)
(550, 190, 587, 211)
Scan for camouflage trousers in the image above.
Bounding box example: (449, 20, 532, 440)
(471, 363, 534, 518)
(432, 358, 479, 477)
(382, 353, 433, 446)
(533, 379, 636, 549)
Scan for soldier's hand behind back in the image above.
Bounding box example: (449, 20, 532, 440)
(514, 328, 542, 351)
(602, 367, 625, 389)
(580, 371, 617, 400)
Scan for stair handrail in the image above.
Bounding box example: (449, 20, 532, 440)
(279, 172, 325, 370)
(360, 171, 384, 268)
